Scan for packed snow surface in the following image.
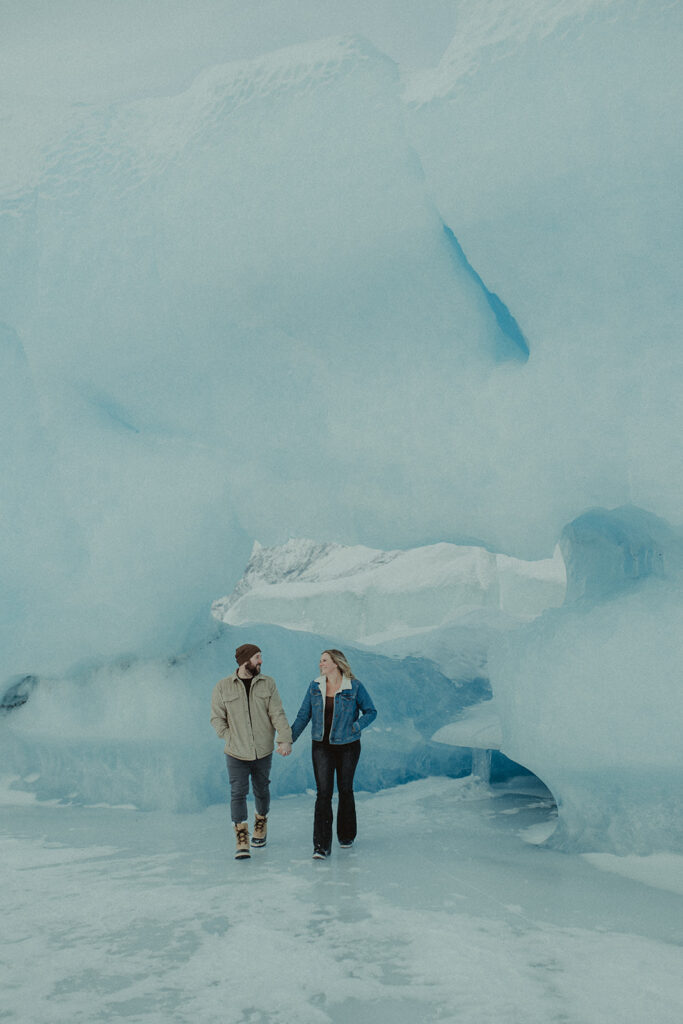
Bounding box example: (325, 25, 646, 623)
(2, 776, 683, 1024)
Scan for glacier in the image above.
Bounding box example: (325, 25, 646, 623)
(1, 0, 682, 867)
(2, 4, 683, 1021)
(405, 0, 683, 545)
(1, 32, 533, 682)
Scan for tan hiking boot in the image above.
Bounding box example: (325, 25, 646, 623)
(251, 813, 268, 848)
(234, 822, 251, 859)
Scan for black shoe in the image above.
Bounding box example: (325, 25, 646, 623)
(339, 840, 354, 849)
(313, 847, 328, 859)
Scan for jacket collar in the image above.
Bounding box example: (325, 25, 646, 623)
(315, 674, 352, 693)
(231, 671, 264, 685)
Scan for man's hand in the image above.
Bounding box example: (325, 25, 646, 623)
(277, 742, 292, 757)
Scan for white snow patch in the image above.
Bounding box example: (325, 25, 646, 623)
(212, 538, 566, 653)
(432, 700, 503, 750)
(582, 853, 683, 898)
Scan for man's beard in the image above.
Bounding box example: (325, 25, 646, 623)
(243, 661, 260, 677)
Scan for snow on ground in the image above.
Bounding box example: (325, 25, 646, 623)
(2, 775, 682, 1024)
(581, 852, 683, 898)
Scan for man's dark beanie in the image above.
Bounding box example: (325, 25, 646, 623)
(235, 643, 261, 667)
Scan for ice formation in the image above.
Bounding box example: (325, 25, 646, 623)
(213, 538, 566, 642)
(1, 1, 682, 855)
(405, 0, 683, 544)
(1, 33, 537, 682)
(212, 536, 564, 694)
(3, 1, 680, 679)
(0, 621, 482, 811)
(490, 506, 683, 853)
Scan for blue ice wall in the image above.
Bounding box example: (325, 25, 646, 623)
(1, 5, 682, 855)
(0, 36, 526, 679)
(560, 505, 682, 602)
(442, 225, 529, 363)
(0, 622, 475, 810)
(407, 0, 683, 546)
(490, 506, 683, 854)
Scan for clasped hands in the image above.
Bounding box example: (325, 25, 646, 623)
(276, 741, 292, 757)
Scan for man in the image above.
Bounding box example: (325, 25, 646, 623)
(211, 644, 292, 859)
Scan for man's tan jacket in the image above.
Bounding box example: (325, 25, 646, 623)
(210, 672, 292, 761)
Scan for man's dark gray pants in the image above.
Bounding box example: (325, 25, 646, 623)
(226, 752, 273, 824)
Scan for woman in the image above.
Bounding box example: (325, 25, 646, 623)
(291, 649, 377, 859)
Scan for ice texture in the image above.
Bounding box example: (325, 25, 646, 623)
(560, 505, 682, 602)
(1, 1, 682, 862)
(3, 3, 682, 678)
(405, 0, 683, 546)
(0, 34, 531, 680)
(213, 537, 566, 642)
(212, 537, 564, 725)
(432, 700, 503, 751)
(489, 506, 683, 854)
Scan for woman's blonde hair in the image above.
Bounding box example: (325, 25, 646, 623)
(322, 649, 355, 679)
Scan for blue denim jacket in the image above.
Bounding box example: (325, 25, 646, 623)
(291, 676, 377, 745)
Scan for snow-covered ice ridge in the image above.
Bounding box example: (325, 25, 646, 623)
(2, 36, 386, 201)
(212, 537, 566, 644)
(405, 0, 616, 103)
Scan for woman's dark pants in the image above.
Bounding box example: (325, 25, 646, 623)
(311, 740, 361, 852)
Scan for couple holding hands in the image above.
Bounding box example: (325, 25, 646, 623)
(210, 643, 377, 860)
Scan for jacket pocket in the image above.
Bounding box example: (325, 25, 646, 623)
(225, 692, 241, 722)
(251, 693, 270, 716)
